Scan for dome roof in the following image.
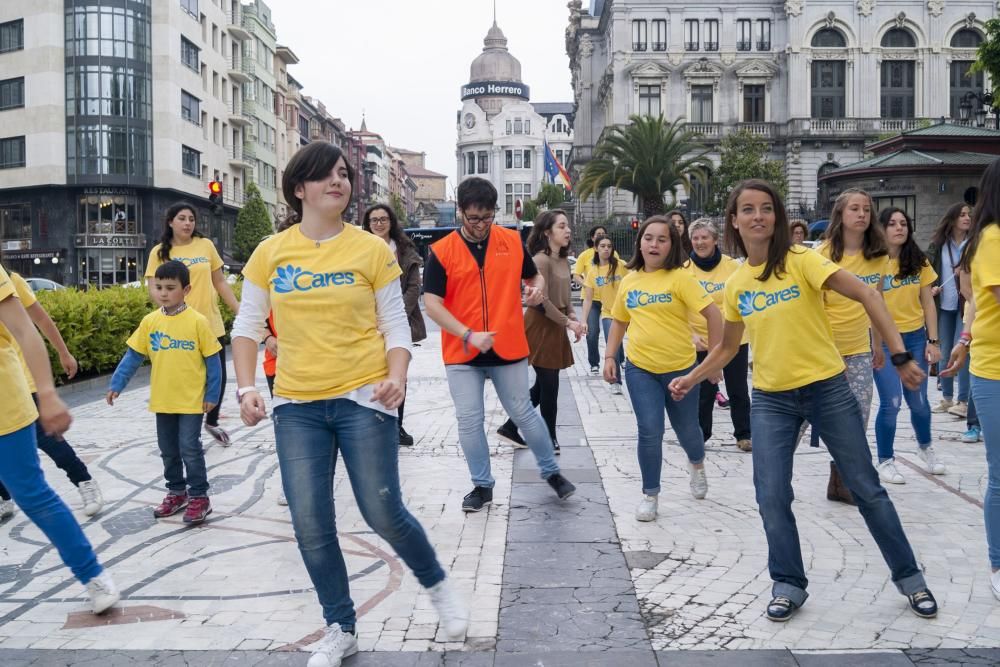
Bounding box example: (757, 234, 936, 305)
(470, 21, 522, 83)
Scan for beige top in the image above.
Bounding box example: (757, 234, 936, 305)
(532, 252, 577, 327)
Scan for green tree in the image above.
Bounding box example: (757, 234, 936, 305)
(707, 129, 787, 215)
(234, 182, 272, 262)
(970, 19, 1000, 90)
(577, 115, 710, 217)
(534, 183, 568, 210)
(521, 199, 540, 222)
(389, 194, 409, 227)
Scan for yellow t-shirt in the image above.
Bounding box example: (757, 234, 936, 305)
(685, 255, 746, 344)
(126, 307, 222, 414)
(242, 224, 402, 401)
(11, 272, 39, 392)
(971, 224, 1000, 380)
(145, 237, 226, 337)
(0, 266, 40, 436)
(575, 247, 620, 284)
(817, 243, 888, 356)
(723, 248, 845, 392)
(610, 267, 713, 374)
(584, 263, 626, 318)
(881, 258, 937, 333)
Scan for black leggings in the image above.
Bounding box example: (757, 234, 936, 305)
(205, 337, 227, 427)
(530, 367, 561, 441)
(696, 344, 751, 442)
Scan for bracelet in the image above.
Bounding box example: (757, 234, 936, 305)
(960, 331, 972, 341)
(926, 339, 939, 345)
(958, 337, 972, 348)
(236, 386, 259, 400)
(461, 328, 473, 353)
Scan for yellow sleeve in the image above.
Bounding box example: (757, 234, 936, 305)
(610, 280, 632, 322)
(583, 270, 597, 290)
(799, 249, 840, 292)
(206, 238, 224, 272)
(370, 239, 403, 291)
(11, 274, 37, 308)
(723, 283, 743, 323)
(678, 271, 713, 314)
(979, 229, 1000, 287)
(242, 241, 272, 289)
(0, 266, 14, 301)
(199, 316, 223, 357)
(920, 261, 939, 287)
(144, 245, 163, 278)
(126, 317, 150, 356)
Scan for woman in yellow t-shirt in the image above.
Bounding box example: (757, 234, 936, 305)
(941, 157, 1000, 596)
(230, 141, 465, 662)
(146, 203, 240, 446)
(816, 189, 889, 500)
(669, 179, 938, 623)
(581, 237, 625, 394)
(872, 207, 943, 481)
(685, 218, 751, 452)
(603, 216, 723, 523)
(574, 224, 611, 373)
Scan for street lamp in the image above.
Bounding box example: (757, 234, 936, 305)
(959, 90, 999, 130)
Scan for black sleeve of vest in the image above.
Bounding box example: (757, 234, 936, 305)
(521, 245, 538, 280)
(423, 250, 448, 298)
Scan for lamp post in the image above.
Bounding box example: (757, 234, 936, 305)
(959, 90, 1000, 130)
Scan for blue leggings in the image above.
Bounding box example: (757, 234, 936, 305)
(0, 423, 103, 584)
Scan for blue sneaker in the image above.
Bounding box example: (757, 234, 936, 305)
(962, 426, 982, 443)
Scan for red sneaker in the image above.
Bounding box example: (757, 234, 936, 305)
(153, 493, 188, 518)
(183, 497, 212, 524)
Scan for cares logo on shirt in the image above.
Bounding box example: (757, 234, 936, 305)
(737, 286, 802, 316)
(625, 289, 673, 308)
(272, 264, 357, 293)
(882, 274, 920, 291)
(595, 274, 621, 287)
(699, 280, 725, 294)
(149, 331, 196, 352)
(857, 272, 881, 286)
(178, 256, 210, 266)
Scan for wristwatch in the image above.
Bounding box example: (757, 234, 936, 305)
(926, 338, 939, 345)
(890, 351, 914, 367)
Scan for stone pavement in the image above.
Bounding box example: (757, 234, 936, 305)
(1, 317, 1000, 666)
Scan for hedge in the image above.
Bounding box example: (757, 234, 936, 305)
(34, 279, 242, 383)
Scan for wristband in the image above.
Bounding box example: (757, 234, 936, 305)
(960, 331, 972, 342)
(958, 337, 972, 347)
(461, 328, 473, 353)
(926, 338, 939, 345)
(890, 351, 914, 367)
(237, 386, 259, 399)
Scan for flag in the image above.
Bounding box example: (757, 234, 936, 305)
(543, 140, 572, 191)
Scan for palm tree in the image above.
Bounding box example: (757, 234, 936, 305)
(577, 115, 711, 218)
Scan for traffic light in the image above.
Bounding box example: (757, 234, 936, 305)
(630, 217, 640, 231)
(208, 181, 223, 215)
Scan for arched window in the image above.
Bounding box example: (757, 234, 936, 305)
(881, 28, 916, 48)
(811, 28, 846, 48)
(951, 29, 983, 48)
(950, 29, 985, 117)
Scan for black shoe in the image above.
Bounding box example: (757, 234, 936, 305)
(399, 427, 414, 448)
(546, 473, 575, 500)
(908, 589, 938, 619)
(765, 596, 800, 622)
(497, 422, 526, 448)
(462, 486, 493, 513)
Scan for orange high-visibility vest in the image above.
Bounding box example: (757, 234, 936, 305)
(431, 226, 530, 364)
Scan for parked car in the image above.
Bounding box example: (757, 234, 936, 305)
(24, 277, 65, 292)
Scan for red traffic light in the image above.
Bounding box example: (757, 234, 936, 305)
(208, 181, 222, 195)
(630, 217, 639, 231)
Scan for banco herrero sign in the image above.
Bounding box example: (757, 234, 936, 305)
(460, 81, 530, 101)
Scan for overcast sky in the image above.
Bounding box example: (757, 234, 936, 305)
(268, 0, 575, 197)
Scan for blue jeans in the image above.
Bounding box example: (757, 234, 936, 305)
(156, 413, 209, 497)
(872, 328, 932, 461)
(973, 374, 1000, 567)
(751, 373, 926, 606)
(623, 361, 705, 495)
(0, 424, 103, 585)
(600, 317, 623, 385)
(939, 309, 970, 402)
(586, 302, 602, 367)
(273, 399, 445, 629)
(446, 360, 561, 487)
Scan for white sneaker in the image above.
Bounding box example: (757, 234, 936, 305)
(876, 458, 906, 484)
(611, 383, 623, 396)
(78, 480, 104, 517)
(991, 570, 1000, 601)
(428, 578, 468, 640)
(85, 570, 120, 614)
(917, 445, 947, 475)
(931, 399, 955, 414)
(589, 365, 600, 375)
(635, 494, 658, 522)
(689, 464, 708, 499)
(0, 499, 15, 519)
(948, 401, 969, 418)
(307, 625, 358, 667)
(277, 493, 288, 506)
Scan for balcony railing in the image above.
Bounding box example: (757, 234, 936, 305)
(737, 40, 752, 51)
(737, 122, 774, 138)
(652, 41, 666, 51)
(879, 118, 925, 132)
(687, 122, 722, 137)
(632, 42, 647, 51)
(757, 41, 771, 51)
(704, 41, 719, 52)
(223, 186, 244, 207)
(685, 42, 699, 51)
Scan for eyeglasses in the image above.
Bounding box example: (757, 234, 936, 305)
(464, 214, 495, 225)
(369, 216, 391, 224)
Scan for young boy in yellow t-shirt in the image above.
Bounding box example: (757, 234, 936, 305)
(107, 261, 222, 524)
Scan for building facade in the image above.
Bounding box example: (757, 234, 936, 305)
(566, 0, 995, 223)
(457, 22, 575, 225)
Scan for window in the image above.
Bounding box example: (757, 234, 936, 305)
(881, 61, 915, 119)
(66, 5, 152, 61)
(66, 65, 153, 119)
(0, 77, 24, 110)
(181, 90, 200, 124)
(513, 118, 523, 134)
(638, 84, 660, 116)
(652, 19, 666, 51)
(812, 28, 846, 48)
(0, 136, 25, 169)
(0, 203, 31, 241)
(737, 19, 752, 51)
(525, 119, 531, 134)
(182, 145, 200, 176)
(756, 20, 771, 51)
(685, 20, 699, 51)
(951, 29, 983, 48)
(881, 28, 915, 48)
(704, 20, 718, 52)
(66, 125, 150, 178)
(950, 60, 984, 119)
(0, 19, 24, 53)
(691, 85, 713, 122)
(505, 119, 512, 135)
(743, 84, 765, 122)
(477, 151, 488, 173)
(467, 152, 475, 174)
(811, 61, 846, 118)
(632, 19, 647, 51)
(514, 151, 523, 168)
(180, 0, 198, 18)
(505, 150, 513, 169)
(505, 183, 532, 215)
(181, 36, 200, 72)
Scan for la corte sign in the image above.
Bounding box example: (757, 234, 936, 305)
(461, 80, 530, 101)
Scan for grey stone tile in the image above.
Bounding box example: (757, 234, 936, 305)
(442, 652, 496, 666)
(503, 542, 631, 588)
(494, 649, 658, 666)
(506, 483, 618, 543)
(346, 652, 444, 666)
(905, 648, 1000, 665)
(654, 650, 798, 666)
(793, 651, 915, 667)
(512, 445, 596, 471)
(512, 468, 603, 484)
